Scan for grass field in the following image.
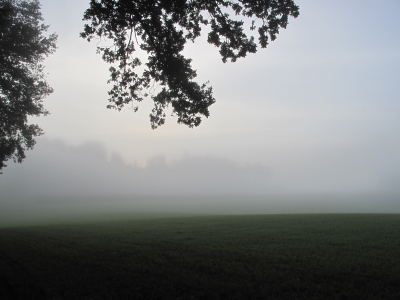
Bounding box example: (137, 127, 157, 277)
(1, 214, 399, 299)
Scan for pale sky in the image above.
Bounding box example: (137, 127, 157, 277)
(1, 0, 400, 207)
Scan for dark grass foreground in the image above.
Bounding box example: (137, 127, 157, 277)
(1, 214, 399, 299)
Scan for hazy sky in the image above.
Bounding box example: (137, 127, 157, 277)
(1, 0, 400, 203)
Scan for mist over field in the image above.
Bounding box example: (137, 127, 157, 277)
(1, 138, 399, 226)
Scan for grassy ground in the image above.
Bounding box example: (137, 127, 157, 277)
(0, 214, 399, 299)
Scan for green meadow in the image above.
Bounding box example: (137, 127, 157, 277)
(1, 214, 399, 299)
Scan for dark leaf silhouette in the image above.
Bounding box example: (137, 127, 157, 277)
(0, 0, 57, 172)
(81, 0, 299, 129)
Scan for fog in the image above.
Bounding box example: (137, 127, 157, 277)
(0, 138, 273, 197)
(1, 0, 400, 225)
(1, 138, 399, 226)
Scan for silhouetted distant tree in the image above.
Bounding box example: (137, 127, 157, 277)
(0, 0, 57, 172)
(81, 0, 299, 129)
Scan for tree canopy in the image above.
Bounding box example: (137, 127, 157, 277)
(81, 0, 299, 129)
(0, 0, 57, 172)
